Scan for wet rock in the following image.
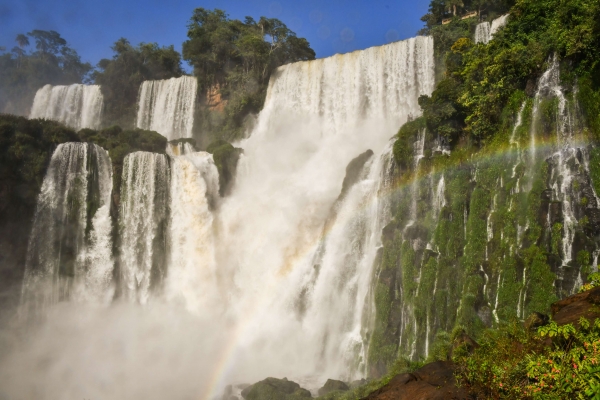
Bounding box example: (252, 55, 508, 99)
(524, 312, 549, 331)
(339, 149, 374, 200)
(317, 379, 349, 396)
(362, 361, 470, 400)
(551, 286, 600, 326)
(241, 377, 312, 400)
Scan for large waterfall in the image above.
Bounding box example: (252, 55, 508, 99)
(29, 84, 104, 130)
(21, 142, 114, 314)
(10, 36, 435, 398)
(136, 76, 198, 140)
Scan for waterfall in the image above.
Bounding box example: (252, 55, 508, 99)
(474, 14, 509, 44)
(136, 76, 198, 140)
(119, 152, 170, 303)
(21, 142, 114, 314)
(166, 151, 220, 314)
(213, 36, 434, 382)
(29, 84, 104, 130)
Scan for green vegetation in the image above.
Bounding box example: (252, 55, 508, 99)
(79, 125, 167, 192)
(183, 8, 315, 143)
(93, 39, 185, 128)
(453, 318, 600, 399)
(0, 30, 92, 116)
(417, 0, 600, 146)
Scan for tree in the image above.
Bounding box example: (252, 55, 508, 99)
(183, 8, 315, 141)
(93, 38, 184, 127)
(0, 30, 91, 115)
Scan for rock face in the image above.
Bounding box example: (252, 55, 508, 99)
(362, 362, 470, 400)
(338, 149, 374, 200)
(551, 286, 600, 326)
(241, 377, 312, 400)
(317, 379, 349, 396)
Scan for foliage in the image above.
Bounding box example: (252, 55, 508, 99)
(453, 318, 600, 399)
(580, 273, 600, 293)
(79, 125, 167, 192)
(93, 39, 184, 128)
(0, 30, 92, 116)
(415, 0, 600, 145)
(183, 8, 315, 142)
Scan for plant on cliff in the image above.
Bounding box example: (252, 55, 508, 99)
(452, 317, 600, 399)
(183, 8, 315, 142)
(93, 39, 185, 128)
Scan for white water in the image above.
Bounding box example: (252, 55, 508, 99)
(474, 14, 509, 44)
(119, 152, 170, 304)
(21, 143, 114, 314)
(212, 36, 434, 384)
(136, 76, 198, 140)
(29, 84, 103, 130)
(166, 151, 220, 314)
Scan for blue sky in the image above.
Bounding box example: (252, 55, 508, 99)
(0, 0, 430, 70)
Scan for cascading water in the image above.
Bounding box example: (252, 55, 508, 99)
(29, 84, 104, 130)
(211, 36, 434, 385)
(21, 142, 114, 314)
(11, 36, 435, 397)
(136, 76, 198, 140)
(166, 150, 220, 314)
(119, 152, 170, 303)
(474, 14, 509, 44)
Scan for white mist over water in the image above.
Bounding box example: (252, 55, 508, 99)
(29, 84, 104, 130)
(136, 76, 198, 140)
(4, 36, 434, 399)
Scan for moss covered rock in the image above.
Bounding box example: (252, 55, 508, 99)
(241, 377, 311, 400)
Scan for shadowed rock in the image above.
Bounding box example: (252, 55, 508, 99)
(241, 377, 312, 400)
(361, 361, 470, 400)
(551, 286, 600, 326)
(318, 379, 349, 396)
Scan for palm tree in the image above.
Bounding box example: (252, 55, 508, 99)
(446, 0, 464, 16)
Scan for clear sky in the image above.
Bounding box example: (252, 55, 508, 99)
(0, 0, 430, 70)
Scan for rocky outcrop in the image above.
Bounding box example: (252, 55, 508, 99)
(317, 379, 349, 396)
(241, 377, 312, 400)
(206, 140, 243, 196)
(338, 150, 374, 201)
(551, 286, 600, 326)
(361, 362, 470, 400)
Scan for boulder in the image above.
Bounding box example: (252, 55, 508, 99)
(317, 379, 349, 396)
(551, 286, 600, 326)
(361, 361, 470, 400)
(524, 312, 549, 331)
(241, 377, 312, 400)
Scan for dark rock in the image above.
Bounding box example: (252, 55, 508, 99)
(361, 361, 470, 400)
(551, 286, 600, 326)
(241, 377, 311, 400)
(318, 379, 349, 396)
(524, 312, 549, 331)
(206, 140, 244, 197)
(339, 149, 374, 200)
